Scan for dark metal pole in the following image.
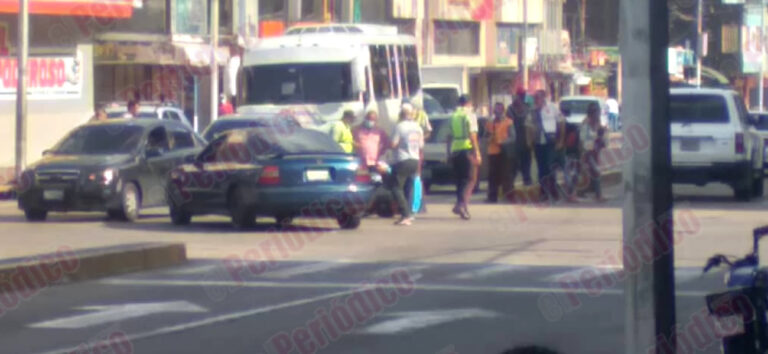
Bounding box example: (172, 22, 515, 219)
(620, 0, 675, 352)
(15, 0, 29, 177)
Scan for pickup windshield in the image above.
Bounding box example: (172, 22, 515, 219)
(424, 88, 459, 112)
(670, 94, 729, 123)
(243, 63, 354, 105)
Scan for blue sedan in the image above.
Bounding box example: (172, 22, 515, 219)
(165, 127, 374, 229)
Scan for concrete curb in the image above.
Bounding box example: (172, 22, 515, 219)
(0, 242, 187, 292)
(0, 185, 14, 200)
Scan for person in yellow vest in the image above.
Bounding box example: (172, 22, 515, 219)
(331, 110, 356, 154)
(484, 102, 515, 203)
(447, 95, 481, 220)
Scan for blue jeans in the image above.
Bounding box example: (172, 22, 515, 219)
(608, 113, 618, 131)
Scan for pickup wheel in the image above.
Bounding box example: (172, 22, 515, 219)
(734, 166, 754, 201)
(754, 165, 765, 198)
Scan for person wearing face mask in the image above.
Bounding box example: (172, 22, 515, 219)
(353, 110, 389, 173)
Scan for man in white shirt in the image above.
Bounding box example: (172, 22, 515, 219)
(528, 90, 565, 202)
(606, 97, 619, 132)
(389, 104, 424, 226)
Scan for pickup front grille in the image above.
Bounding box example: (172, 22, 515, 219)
(35, 170, 81, 184)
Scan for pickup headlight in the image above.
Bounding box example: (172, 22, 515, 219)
(88, 168, 117, 185)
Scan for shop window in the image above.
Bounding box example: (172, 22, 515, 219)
(434, 21, 480, 55)
(113, 0, 166, 34)
(370, 45, 393, 99)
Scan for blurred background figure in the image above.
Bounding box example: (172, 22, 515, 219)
(579, 102, 607, 202)
(606, 96, 620, 131)
(90, 104, 108, 122)
(331, 110, 356, 154)
(485, 102, 515, 203)
(507, 98, 533, 188)
(219, 94, 234, 116)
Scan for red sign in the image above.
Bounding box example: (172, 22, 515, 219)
(0, 55, 83, 99)
(0, 0, 132, 18)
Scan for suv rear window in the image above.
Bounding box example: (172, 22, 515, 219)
(669, 94, 729, 123)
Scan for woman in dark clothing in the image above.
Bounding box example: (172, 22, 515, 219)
(507, 98, 533, 187)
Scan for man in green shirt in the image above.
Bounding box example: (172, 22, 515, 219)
(331, 110, 356, 153)
(447, 95, 481, 220)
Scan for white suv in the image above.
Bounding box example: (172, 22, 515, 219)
(670, 88, 765, 200)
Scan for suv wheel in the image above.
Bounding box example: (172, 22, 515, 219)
(24, 208, 47, 222)
(114, 182, 141, 221)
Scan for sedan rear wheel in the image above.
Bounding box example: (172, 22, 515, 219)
(169, 203, 192, 226)
(24, 208, 47, 222)
(337, 213, 361, 230)
(229, 187, 256, 229)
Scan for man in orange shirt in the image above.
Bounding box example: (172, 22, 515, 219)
(485, 102, 515, 203)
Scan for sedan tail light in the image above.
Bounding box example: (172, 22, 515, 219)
(258, 166, 281, 185)
(735, 133, 745, 154)
(355, 166, 371, 183)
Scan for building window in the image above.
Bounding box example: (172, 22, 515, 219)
(497, 25, 520, 55)
(722, 24, 739, 53)
(115, 0, 166, 33)
(434, 20, 480, 55)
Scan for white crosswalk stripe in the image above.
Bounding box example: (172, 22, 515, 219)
(260, 261, 354, 278)
(449, 264, 531, 280)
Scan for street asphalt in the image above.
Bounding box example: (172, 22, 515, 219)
(1, 179, 767, 353)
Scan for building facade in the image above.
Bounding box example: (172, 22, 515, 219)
(1, 0, 258, 178)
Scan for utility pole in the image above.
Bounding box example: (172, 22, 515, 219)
(15, 0, 29, 177)
(210, 0, 219, 123)
(696, 0, 702, 88)
(620, 0, 676, 353)
(522, 0, 529, 89)
(757, 0, 766, 112)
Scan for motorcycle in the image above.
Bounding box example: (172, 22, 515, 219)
(703, 225, 768, 353)
(365, 164, 396, 218)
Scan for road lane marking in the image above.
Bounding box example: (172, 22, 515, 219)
(358, 308, 499, 335)
(163, 264, 220, 275)
(543, 266, 622, 282)
(260, 261, 354, 278)
(449, 264, 531, 280)
(31, 289, 359, 354)
(98, 278, 711, 297)
(29, 301, 208, 329)
(371, 264, 434, 278)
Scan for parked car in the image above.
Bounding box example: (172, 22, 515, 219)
(423, 84, 461, 113)
(105, 102, 193, 129)
(670, 88, 764, 200)
(421, 93, 488, 193)
(165, 127, 374, 229)
(17, 119, 204, 221)
(558, 96, 609, 127)
(748, 111, 768, 171)
(201, 113, 302, 142)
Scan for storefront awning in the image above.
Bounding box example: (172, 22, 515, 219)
(0, 0, 133, 18)
(177, 44, 230, 67)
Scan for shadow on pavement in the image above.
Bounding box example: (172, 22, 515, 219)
(103, 219, 339, 235)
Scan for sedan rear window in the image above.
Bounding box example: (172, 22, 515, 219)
(202, 118, 301, 142)
(669, 94, 729, 123)
(560, 100, 598, 115)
